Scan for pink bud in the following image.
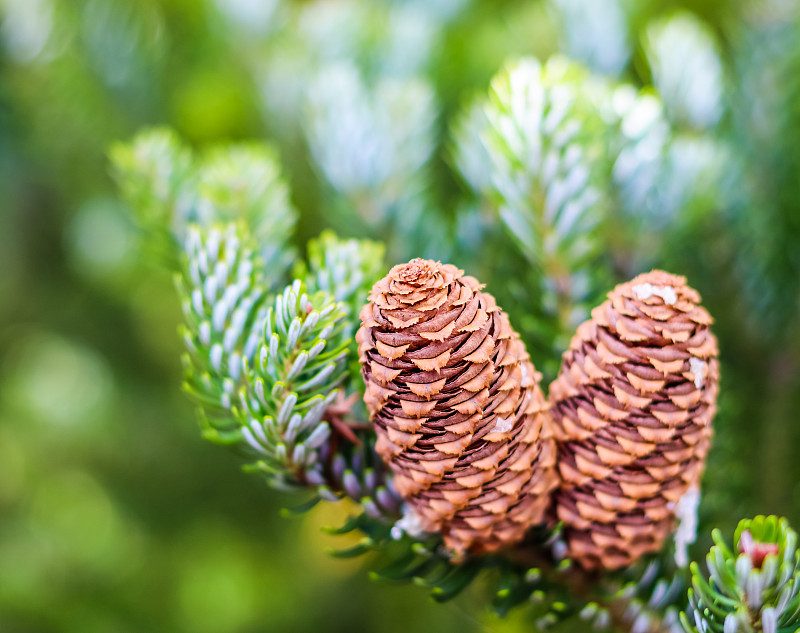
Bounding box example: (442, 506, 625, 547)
(739, 530, 780, 569)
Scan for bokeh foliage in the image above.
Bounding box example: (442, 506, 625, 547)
(1, 0, 800, 632)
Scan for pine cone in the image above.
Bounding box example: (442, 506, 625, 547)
(550, 270, 719, 570)
(356, 258, 557, 556)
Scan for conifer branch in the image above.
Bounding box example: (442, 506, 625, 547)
(453, 56, 611, 346)
(195, 144, 297, 283)
(681, 516, 800, 633)
(111, 129, 298, 284)
(234, 279, 349, 489)
(178, 222, 269, 434)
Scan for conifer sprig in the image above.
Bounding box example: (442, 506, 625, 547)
(453, 56, 611, 348)
(643, 12, 725, 130)
(110, 128, 194, 231)
(451, 53, 726, 357)
(111, 129, 297, 283)
(235, 280, 349, 489)
(304, 63, 436, 211)
(110, 128, 195, 261)
(297, 231, 386, 391)
(300, 230, 385, 325)
(681, 516, 800, 633)
(303, 62, 440, 259)
(179, 222, 268, 433)
(483, 57, 607, 281)
(308, 432, 403, 519)
(196, 145, 297, 281)
(177, 223, 362, 493)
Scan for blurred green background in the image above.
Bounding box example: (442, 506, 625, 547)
(1, 0, 800, 631)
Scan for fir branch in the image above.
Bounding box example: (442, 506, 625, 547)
(109, 127, 195, 262)
(303, 61, 441, 259)
(195, 144, 297, 283)
(451, 54, 727, 344)
(178, 223, 398, 511)
(300, 230, 385, 324)
(304, 62, 436, 205)
(297, 230, 386, 393)
(681, 516, 800, 633)
(235, 279, 350, 490)
(453, 56, 612, 349)
(604, 84, 727, 270)
(109, 127, 195, 232)
(309, 413, 403, 520)
(111, 129, 297, 285)
(643, 12, 725, 130)
(178, 222, 269, 436)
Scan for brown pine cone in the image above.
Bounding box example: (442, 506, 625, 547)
(550, 270, 719, 570)
(356, 258, 558, 556)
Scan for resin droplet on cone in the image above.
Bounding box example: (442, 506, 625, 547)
(356, 258, 558, 556)
(550, 270, 719, 570)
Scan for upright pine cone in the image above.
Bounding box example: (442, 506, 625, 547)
(356, 259, 557, 556)
(550, 270, 719, 570)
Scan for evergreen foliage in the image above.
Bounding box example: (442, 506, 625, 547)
(295, 230, 386, 392)
(681, 516, 800, 633)
(108, 9, 800, 625)
(178, 222, 269, 433)
(177, 221, 354, 491)
(303, 63, 439, 258)
(235, 279, 348, 489)
(194, 145, 297, 281)
(5, 0, 800, 632)
(110, 128, 298, 275)
(479, 56, 610, 331)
